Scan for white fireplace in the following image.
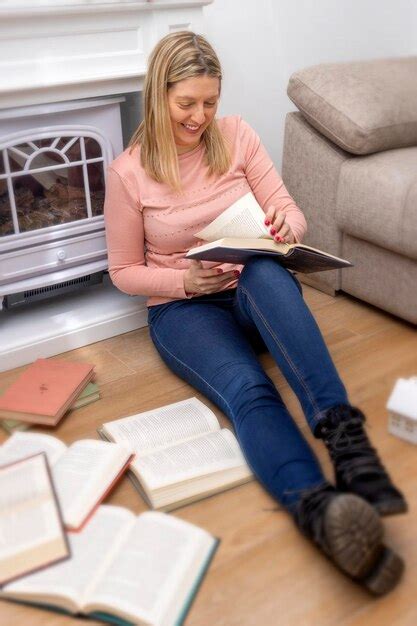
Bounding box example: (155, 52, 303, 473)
(0, 0, 213, 372)
(0, 97, 124, 308)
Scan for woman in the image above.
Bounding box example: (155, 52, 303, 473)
(104, 31, 406, 595)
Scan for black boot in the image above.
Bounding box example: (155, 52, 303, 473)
(315, 404, 407, 516)
(294, 483, 404, 595)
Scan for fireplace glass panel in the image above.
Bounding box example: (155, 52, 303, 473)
(8, 144, 33, 173)
(88, 162, 105, 217)
(11, 164, 89, 234)
(0, 181, 13, 238)
(54, 137, 82, 162)
(84, 138, 102, 160)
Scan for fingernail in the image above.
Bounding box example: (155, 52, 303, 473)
(234, 270, 240, 277)
(217, 268, 223, 274)
(274, 235, 281, 241)
(270, 227, 276, 235)
(264, 219, 270, 225)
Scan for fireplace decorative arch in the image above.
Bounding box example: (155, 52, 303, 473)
(0, 125, 112, 240)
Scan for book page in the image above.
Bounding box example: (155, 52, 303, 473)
(0, 454, 69, 584)
(3, 506, 134, 609)
(85, 511, 214, 626)
(0, 432, 67, 467)
(102, 397, 220, 456)
(195, 191, 270, 242)
(52, 440, 131, 529)
(133, 429, 249, 490)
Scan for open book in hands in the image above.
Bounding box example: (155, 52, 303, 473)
(0, 432, 133, 530)
(186, 192, 352, 273)
(0, 504, 218, 626)
(98, 397, 253, 511)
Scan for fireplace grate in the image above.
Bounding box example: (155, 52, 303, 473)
(3, 272, 104, 309)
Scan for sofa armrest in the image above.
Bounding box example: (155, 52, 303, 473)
(282, 112, 348, 291)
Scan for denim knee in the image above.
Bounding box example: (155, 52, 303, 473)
(216, 369, 280, 427)
(240, 257, 303, 295)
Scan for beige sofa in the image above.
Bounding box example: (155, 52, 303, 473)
(282, 56, 417, 324)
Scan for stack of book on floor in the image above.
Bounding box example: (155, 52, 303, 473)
(0, 358, 100, 430)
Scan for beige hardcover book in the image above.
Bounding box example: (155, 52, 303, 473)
(99, 397, 253, 511)
(0, 453, 70, 585)
(0, 505, 219, 626)
(0, 432, 133, 531)
(186, 191, 352, 272)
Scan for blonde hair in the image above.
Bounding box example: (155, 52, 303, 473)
(129, 31, 231, 193)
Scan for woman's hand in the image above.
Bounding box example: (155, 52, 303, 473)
(264, 206, 296, 244)
(184, 261, 239, 296)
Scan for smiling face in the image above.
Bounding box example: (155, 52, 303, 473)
(167, 75, 220, 154)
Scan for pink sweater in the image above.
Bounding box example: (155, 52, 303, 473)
(104, 115, 307, 306)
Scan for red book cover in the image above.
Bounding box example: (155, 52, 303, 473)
(0, 358, 94, 424)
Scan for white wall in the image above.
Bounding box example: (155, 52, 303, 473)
(203, 0, 416, 170)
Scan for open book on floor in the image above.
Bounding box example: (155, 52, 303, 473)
(186, 191, 352, 272)
(0, 432, 133, 531)
(0, 453, 70, 585)
(98, 397, 253, 511)
(0, 504, 219, 626)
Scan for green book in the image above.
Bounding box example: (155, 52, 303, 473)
(0, 505, 219, 626)
(71, 382, 100, 409)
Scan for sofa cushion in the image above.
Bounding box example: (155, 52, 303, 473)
(287, 57, 417, 155)
(336, 147, 417, 260)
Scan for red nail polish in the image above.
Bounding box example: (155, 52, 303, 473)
(234, 270, 240, 277)
(217, 268, 223, 274)
(275, 235, 281, 241)
(270, 227, 276, 235)
(265, 219, 270, 225)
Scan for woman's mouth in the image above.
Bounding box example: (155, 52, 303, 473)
(181, 123, 202, 135)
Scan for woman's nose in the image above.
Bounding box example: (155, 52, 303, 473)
(190, 107, 206, 124)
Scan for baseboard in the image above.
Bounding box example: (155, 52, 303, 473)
(0, 275, 148, 373)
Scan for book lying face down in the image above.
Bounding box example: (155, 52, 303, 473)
(186, 192, 353, 272)
(0, 358, 95, 426)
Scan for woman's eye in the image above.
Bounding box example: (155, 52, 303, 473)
(178, 102, 217, 109)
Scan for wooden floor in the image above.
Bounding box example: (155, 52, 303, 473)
(1, 285, 416, 626)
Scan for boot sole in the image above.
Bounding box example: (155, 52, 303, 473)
(324, 494, 404, 595)
(373, 498, 408, 517)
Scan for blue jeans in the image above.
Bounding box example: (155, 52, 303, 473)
(147, 257, 349, 511)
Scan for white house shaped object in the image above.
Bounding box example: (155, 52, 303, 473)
(387, 377, 417, 444)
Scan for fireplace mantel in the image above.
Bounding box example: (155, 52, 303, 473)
(0, 0, 213, 109)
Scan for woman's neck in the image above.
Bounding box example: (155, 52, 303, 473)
(176, 139, 202, 155)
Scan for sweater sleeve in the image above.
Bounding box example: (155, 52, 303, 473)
(240, 118, 307, 243)
(104, 167, 188, 299)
